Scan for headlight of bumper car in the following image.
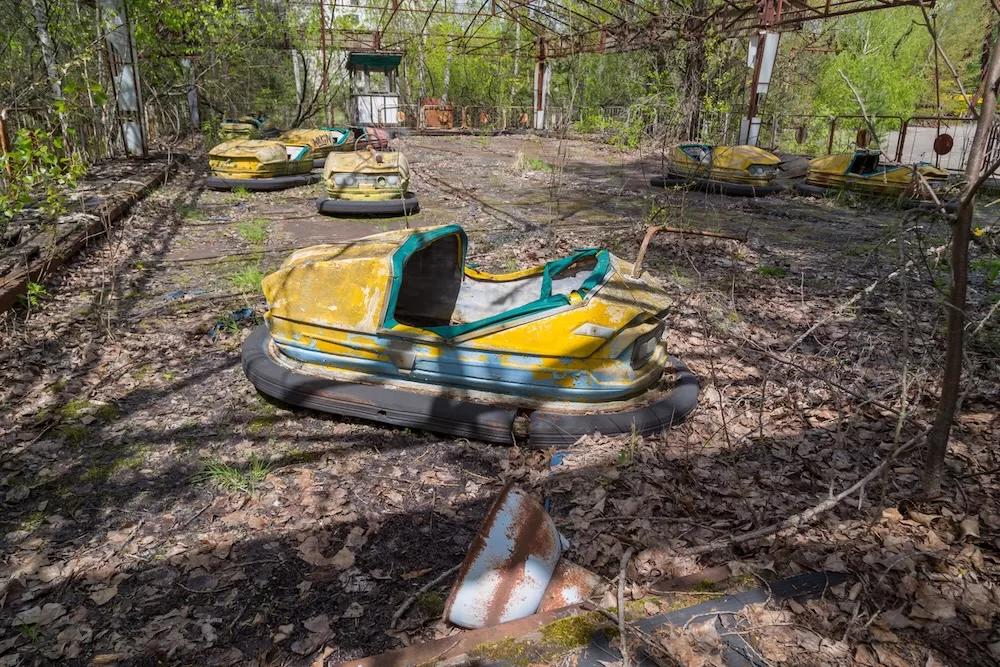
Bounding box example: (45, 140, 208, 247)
(630, 322, 665, 369)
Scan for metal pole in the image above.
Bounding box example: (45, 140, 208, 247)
(319, 0, 330, 125)
(101, 0, 147, 156)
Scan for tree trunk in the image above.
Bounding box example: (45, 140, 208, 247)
(292, 47, 306, 123)
(922, 32, 1000, 497)
(678, 0, 708, 139)
(441, 42, 454, 104)
(31, 0, 69, 137)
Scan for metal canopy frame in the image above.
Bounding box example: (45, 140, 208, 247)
(323, 0, 934, 57)
(318, 0, 935, 133)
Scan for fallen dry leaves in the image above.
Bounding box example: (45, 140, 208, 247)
(0, 136, 997, 667)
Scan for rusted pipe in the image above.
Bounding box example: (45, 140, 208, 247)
(632, 226, 748, 279)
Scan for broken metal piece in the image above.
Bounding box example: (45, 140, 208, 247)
(537, 559, 603, 613)
(444, 485, 603, 629)
(444, 484, 564, 629)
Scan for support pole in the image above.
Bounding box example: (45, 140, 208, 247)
(533, 37, 550, 130)
(101, 0, 147, 156)
(181, 58, 200, 129)
(319, 0, 330, 125)
(740, 0, 781, 146)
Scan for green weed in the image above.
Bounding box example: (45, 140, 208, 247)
(21, 281, 47, 308)
(971, 257, 1000, 285)
(193, 455, 272, 495)
(18, 510, 45, 533)
(16, 622, 40, 643)
(758, 264, 789, 278)
(237, 218, 270, 245)
(57, 424, 88, 444)
(228, 186, 251, 203)
(176, 204, 203, 220)
(228, 264, 264, 292)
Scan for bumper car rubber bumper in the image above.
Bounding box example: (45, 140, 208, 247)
(241, 325, 698, 447)
(651, 174, 784, 197)
(205, 173, 321, 192)
(792, 179, 958, 212)
(316, 194, 420, 217)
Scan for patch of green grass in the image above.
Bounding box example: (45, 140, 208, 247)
(526, 157, 553, 172)
(539, 613, 607, 648)
(57, 424, 88, 444)
(758, 264, 789, 278)
(227, 264, 264, 292)
(844, 243, 876, 257)
(473, 637, 530, 665)
(247, 414, 276, 434)
(416, 593, 445, 617)
(176, 204, 203, 220)
(45, 379, 67, 394)
(16, 623, 40, 643)
(21, 281, 47, 308)
(971, 257, 1000, 285)
(18, 510, 45, 533)
(193, 455, 272, 495)
(83, 447, 151, 483)
(237, 218, 270, 245)
(58, 398, 90, 419)
(228, 186, 251, 203)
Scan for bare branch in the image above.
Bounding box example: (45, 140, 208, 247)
(916, 0, 975, 118)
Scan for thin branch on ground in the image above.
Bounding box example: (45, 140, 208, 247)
(390, 564, 460, 629)
(618, 546, 635, 667)
(652, 430, 929, 557)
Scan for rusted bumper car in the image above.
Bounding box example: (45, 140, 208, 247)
(241, 224, 698, 446)
(792, 150, 958, 211)
(651, 144, 784, 197)
(206, 139, 321, 192)
(316, 148, 419, 217)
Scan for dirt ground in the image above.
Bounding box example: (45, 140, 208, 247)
(1, 134, 999, 666)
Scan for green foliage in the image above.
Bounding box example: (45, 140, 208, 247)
(0, 128, 85, 221)
(971, 257, 1000, 286)
(758, 264, 789, 278)
(237, 218, 270, 245)
(194, 455, 272, 495)
(21, 281, 48, 309)
(227, 264, 264, 292)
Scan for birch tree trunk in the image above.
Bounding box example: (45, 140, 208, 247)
(442, 43, 454, 104)
(31, 0, 69, 137)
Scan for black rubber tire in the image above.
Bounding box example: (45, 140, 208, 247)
(900, 197, 959, 213)
(312, 157, 327, 169)
(242, 326, 698, 446)
(205, 173, 321, 192)
(316, 193, 420, 217)
(650, 175, 689, 188)
(527, 356, 699, 447)
(652, 174, 783, 197)
(792, 179, 835, 197)
(793, 179, 958, 212)
(241, 326, 517, 443)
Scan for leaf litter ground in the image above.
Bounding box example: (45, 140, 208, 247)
(0, 135, 998, 666)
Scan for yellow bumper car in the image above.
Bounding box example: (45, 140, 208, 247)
(278, 127, 352, 168)
(316, 149, 418, 217)
(219, 114, 279, 140)
(793, 150, 957, 211)
(651, 144, 783, 196)
(241, 225, 698, 445)
(206, 139, 321, 191)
